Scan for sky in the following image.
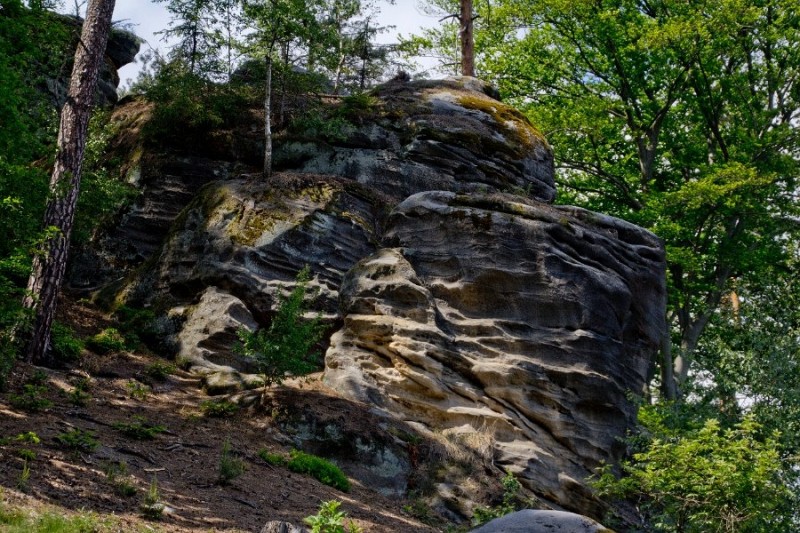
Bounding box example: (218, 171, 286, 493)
(76, 0, 442, 85)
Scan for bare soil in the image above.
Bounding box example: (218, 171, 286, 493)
(0, 300, 444, 532)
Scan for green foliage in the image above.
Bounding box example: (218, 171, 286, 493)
(200, 399, 239, 417)
(73, 111, 137, 244)
(140, 475, 164, 519)
(304, 500, 362, 533)
(140, 58, 255, 146)
(0, 500, 109, 533)
(54, 429, 99, 453)
(16, 460, 31, 492)
(236, 266, 327, 390)
(114, 306, 158, 349)
(104, 461, 137, 497)
(113, 416, 166, 440)
(218, 438, 246, 485)
(11, 432, 41, 445)
(287, 450, 350, 492)
(9, 384, 52, 412)
(16, 448, 36, 462)
(289, 110, 354, 142)
(258, 448, 288, 466)
(68, 378, 91, 407)
(125, 380, 150, 401)
(592, 404, 795, 532)
(50, 322, 83, 363)
(472, 471, 523, 526)
(86, 328, 126, 354)
(144, 361, 176, 382)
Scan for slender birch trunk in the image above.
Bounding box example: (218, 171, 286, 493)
(263, 54, 273, 179)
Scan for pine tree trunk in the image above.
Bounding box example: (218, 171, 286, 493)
(263, 54, 273, 179)
(22, 0, 117, 365)
(460, 0, 475, 77)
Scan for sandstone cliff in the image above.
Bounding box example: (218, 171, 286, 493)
(74, 77, 666, 522)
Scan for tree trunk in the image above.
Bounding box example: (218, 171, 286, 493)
(263, 54, 273, 179)
(22, 0, 116, 365)
(460, 0, 475, 76)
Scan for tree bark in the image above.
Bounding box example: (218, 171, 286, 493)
(22, 0, 116, 365)
(460, 0, 475, 76)
(263, 54, 273, 179)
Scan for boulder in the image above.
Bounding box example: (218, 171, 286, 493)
(275, 77, 555, 203)
(469, 510, 612, 533)
(260, 521, 308, 533)
(324, 191, 666, 516)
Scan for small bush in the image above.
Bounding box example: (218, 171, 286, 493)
(472, 471, 523, 526)
(54, 429, 99, 452)
(114, 305, 158, 348)
(16, 448, 36, 461)
(9, 384, 51, 412)
(258, 449, 287, 466)
(125, 380, 150, 400)
(200, 399, 239, 418)
(68, 378, 91, 407)
(86, 328, 125, 354)
(304, 500, 362, 533)
(113, 416, 166, 440)
(145, 361, 175, 382)
(288, 450, 350, 492)
(50, 322, 83, 363)
(140, 475, 164, 519)
(236, 266, 327, 390)
(104, 461, 137, 497)
(17, 460, 31, 492)
(218, 438, 246, 485)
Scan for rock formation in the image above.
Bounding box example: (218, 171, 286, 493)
(80, 76, 666, 521)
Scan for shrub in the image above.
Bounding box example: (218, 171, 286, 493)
(16, 448, 36, 461)
(236, 266, 327, 390)
(113, 416, 166, 440)
(218, 438, 246, 485)
(200, 399, 239, 418)
(304, 500, 362, 533)
(472, 471, 522, 526)
(68, 378, 91, 407)
(140, 475, 164, 519)
(258, 449, 287, 466)
(114, 305, 158, 348)
(125, 380, 150, 400)
(287, 450, 350, 492)
(591, 406, 794, 532)
(54, 429, 98, 452)
(49, 322, 83, 363)
(17, 460, 31, 492)
(144, 361, 175, 381)
(9, 384, 51, 412)
(86, 328, 125, 354)
(104, 461, 137, 497)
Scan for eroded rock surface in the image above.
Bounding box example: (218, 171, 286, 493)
(80, 76, 666, 521)
(324, 191, 666, 515)
(276, 77, 555, 203)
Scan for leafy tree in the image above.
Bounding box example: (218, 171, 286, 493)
(236, 266, 327, 391)
(413, 0, 800, 399)
(694, 246, 800, 458)
(242, 0, 323, 177)
(21, 0, 117, 364)
(154, 0, 244, 80)
(593, 405, 796, 532)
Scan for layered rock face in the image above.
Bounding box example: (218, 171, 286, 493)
(275, 78, 555, 203)
(89, 77, 665, 519)
(325, 191, 665, 515)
